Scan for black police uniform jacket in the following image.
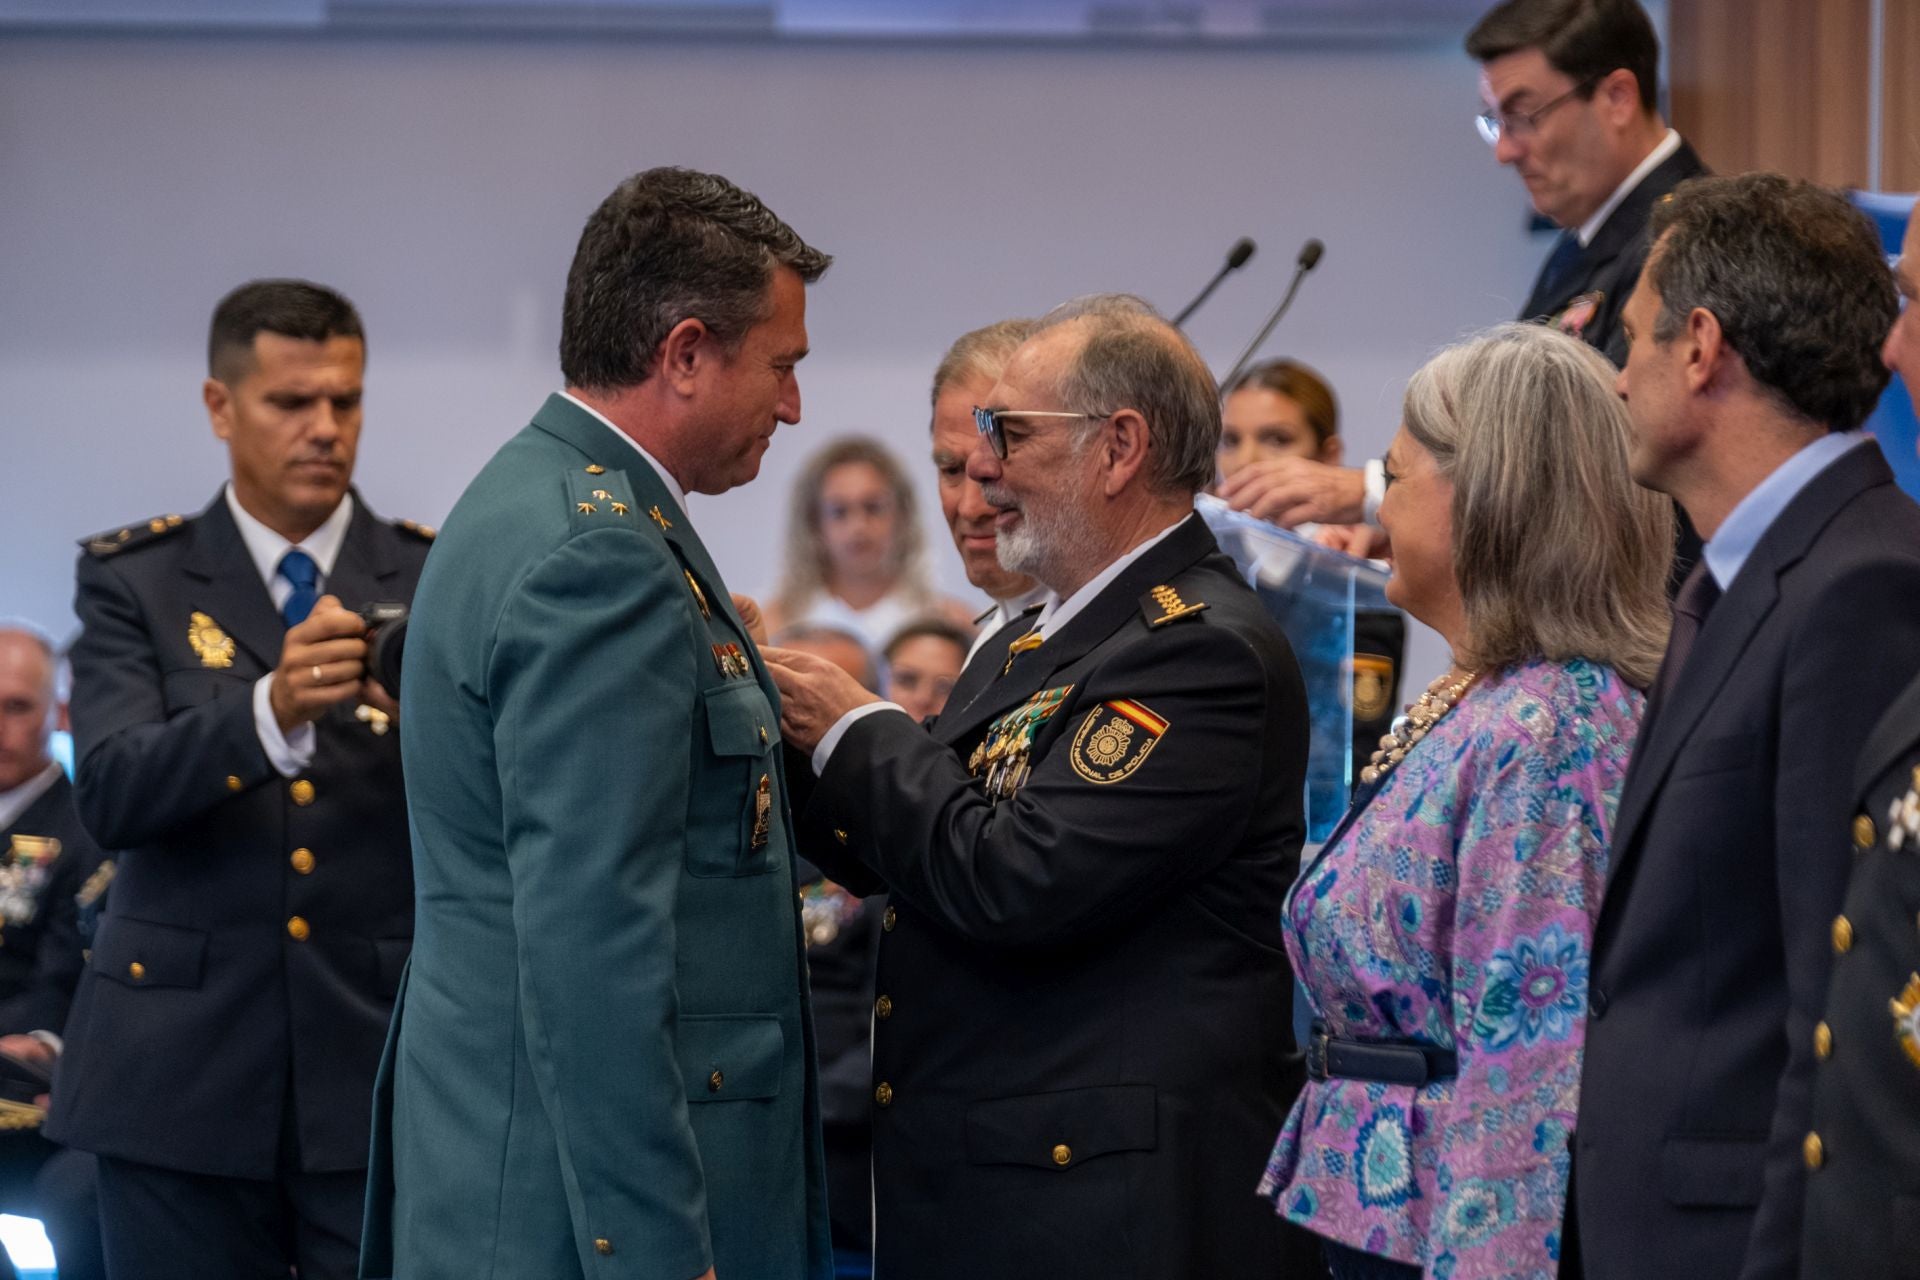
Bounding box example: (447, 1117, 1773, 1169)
(1576, 443, 1920, 1280)
(0, 772, 97, 1036)
(1802, 667, 1920, 1278)
(46, 491, 428, 1178)
(795, 514, 1313, 1280)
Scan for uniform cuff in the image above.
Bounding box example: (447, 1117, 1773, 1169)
(253, 675, 316, 778)
(812, 703, 910, 776)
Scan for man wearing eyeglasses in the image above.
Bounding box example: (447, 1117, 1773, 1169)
(1223, 0, 1705, 578)
(764, 295, 1318, 1280)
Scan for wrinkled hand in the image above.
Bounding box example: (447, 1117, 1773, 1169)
(269, 596, 369, 733)
(732, 594, 768, 646)
(762, 645, 881, 754)
(1313, 522, 1390, 560)
(1217, 457, 1367, 528)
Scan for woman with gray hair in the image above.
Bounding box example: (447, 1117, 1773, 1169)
(1257, 323, 1672, 1279)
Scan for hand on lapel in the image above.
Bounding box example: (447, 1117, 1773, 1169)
(763, 646, 882, 753)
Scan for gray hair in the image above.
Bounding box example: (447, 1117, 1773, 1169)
(1646, 173, 1895, 432)
(1030, 293, 1221, 497)
(929, 318, 1038, 412)
(1403, 323, 1673, 688)
(0, 622, 59, 701)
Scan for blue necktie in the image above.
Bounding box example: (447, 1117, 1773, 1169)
(279, 549, 319, 627)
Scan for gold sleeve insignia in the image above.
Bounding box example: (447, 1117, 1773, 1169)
(1069, 699, 1167, 785)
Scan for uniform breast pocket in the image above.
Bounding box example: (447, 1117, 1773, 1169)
(91, 917, 208, 990)
(689, 682, 784, 879)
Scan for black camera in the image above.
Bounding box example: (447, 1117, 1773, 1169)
(356, 602, 410, 700)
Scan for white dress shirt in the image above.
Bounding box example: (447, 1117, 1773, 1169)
(1578, 128, 1682, 247)
(963, 584, 1052, 664)
(227, 486, 354, 776)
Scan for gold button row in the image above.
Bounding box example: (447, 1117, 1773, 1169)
(1853, 813, 1877, 848)
(874, 1081, 893, 1107)
(882, 906, 897, 932)
(287, 916, 310, 942)
(290, 848, 316, 875)
(874, 995, 893, 1020)
(1804, 1132, 1825, 1170)
(1832, 915, 1854, 954)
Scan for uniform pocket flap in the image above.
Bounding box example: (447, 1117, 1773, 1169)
(965, 1084, 1158, 1169)
(702, 683, 779, 757)
(678, 1013, 784, 1102)
(92, 917, 208, 989)
(1660, 1135, 1766, 1207)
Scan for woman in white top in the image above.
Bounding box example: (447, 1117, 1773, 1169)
(765, 436, 975, 647)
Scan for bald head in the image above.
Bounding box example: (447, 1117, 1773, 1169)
(0, 627, 57, 794)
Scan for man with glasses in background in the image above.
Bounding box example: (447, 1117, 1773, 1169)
(1223, 0, 1706, 580)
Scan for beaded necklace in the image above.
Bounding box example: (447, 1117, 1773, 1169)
(1359, 668, 1479, 786)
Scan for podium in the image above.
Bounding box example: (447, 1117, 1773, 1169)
(1195, 496, 1401, 846)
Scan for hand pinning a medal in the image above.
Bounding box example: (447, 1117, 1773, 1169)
(762, 645, 883, 753)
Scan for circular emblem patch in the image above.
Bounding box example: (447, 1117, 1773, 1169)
(1069, 699, 1166, 785)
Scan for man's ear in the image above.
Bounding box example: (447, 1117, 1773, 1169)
(1597, 67, 1643, 129)
(1101, 409, 1151, 497)
(1318, 435, 1345, 467)
(204, 378, 234, 442)
(657, 318, 712, 396)
(1685, 306, 1727, 395)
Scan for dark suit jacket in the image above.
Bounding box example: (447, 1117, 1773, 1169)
(0, 772, 95, 1036)
(1520, 137, 1708, 368)
(1577, 442, 1920, 1280)
(1801, 669, 1920, 1278)
(46, 491, 428, 1178)
(796, 514, 1316, 1280)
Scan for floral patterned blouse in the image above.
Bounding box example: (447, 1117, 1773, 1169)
(1258, 658, 1642, 1279)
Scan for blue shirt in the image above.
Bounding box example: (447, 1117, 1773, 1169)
(1703, 432, 1869, 590)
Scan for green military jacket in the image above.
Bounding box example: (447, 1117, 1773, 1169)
(362, 394, 832, 1280)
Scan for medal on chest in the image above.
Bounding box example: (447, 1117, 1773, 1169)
(0, 836, 60, 926)
(969, 685, 1073, 803)
(1886, 767, 1920, 851)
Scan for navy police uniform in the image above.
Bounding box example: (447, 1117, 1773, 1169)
(1802, 668, 1920, 1278)
(47, 492, 428, 1279)
(795, 514, 1319, 1280)
(0, 770, 104, 1280)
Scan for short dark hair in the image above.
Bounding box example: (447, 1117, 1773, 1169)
(1646, 173, 1896, 432)
(884, 617, 972, 665)
(208, 279, 364, 383)
(1465, 0, 1661, 114)
(1223, 358, 1340, 446)
(561, 167, 832, 393)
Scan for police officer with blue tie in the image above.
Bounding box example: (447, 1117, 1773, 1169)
(47, 280, 430, 1280)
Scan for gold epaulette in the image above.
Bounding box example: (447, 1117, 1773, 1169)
(79, 513, 186, 558)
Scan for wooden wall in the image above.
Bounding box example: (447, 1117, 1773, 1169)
(1669, 0, 1920, 190)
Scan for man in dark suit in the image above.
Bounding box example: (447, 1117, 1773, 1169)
(47, 280, 430, 1280)
(0, 626, 103, 1280)
(1571, 175, 1920, 1280)
(1800, 196, 1920, 1280)
(1225, 0, 1705, 576)
(766, 296, 1316, 1280)
(363, 168, 833, 1280)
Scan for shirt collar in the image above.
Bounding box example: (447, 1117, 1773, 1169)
(1031, 511, 1194, 639)
(224, 484, 355, 591)
(1578, 128, 1682, 247)
(1702, 431, 1868, 590)
(0, 761, 62, 834)
(989, 584, 1051, 631)
(559, 391, 688, 518)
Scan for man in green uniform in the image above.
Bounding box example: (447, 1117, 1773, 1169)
(361, 167, 834, 1280)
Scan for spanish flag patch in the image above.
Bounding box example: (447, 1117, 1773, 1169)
(1069, 698, 1168, 785)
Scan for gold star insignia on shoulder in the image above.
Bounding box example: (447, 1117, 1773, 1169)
(80, 514, 186, 558)
(591, 489, 613, 501)
(610, 501, 629, 516)
(1141, 584, 1208, 629)
(395, 518, 436, 541)
(585, 464, 606, 475)
(649, 505, 672, 530)
(576, 501, 597, 515)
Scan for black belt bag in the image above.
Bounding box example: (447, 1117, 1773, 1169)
(1305, 1020, 1458, 1087)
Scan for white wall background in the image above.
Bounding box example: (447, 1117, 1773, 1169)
(0, 29, 1553, 685)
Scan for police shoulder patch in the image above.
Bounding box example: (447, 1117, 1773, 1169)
(1069, 698, 1168, 785)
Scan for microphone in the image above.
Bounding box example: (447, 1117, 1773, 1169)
(1217, 238, 1325, 392)
(1171, 237, 1257, 328)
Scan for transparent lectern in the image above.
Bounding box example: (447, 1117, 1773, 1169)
(1194, 495, 1400, 846)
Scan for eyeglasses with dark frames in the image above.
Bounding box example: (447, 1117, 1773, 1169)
(1476, 71, 1606, 146)
(971, 406, 1115, 459)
